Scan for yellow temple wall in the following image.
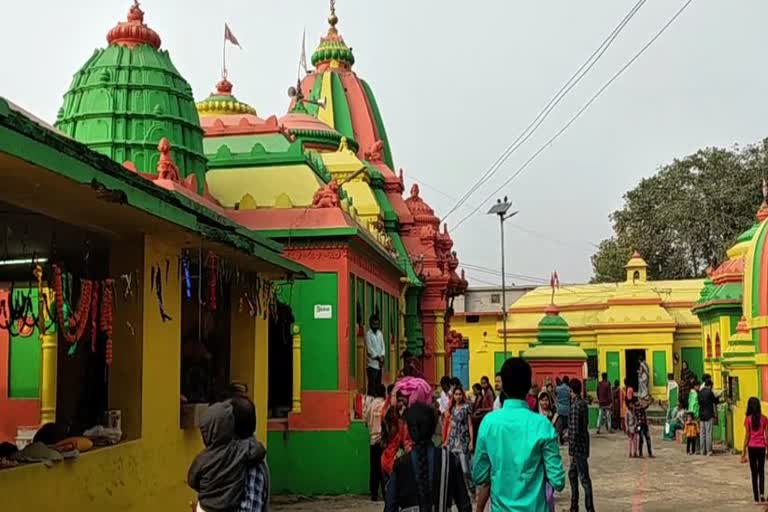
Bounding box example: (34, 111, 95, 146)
(0, 234, 272, 511)
(596, 330, 673, 400)
(452, 314, 532, 387)
(206, 165, 323, 208)
(698, 318, 726, 388)
(460, 321, 680, 400)
(727, 364, 760, 452)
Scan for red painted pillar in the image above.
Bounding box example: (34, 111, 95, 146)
(421, 314, 437, 385)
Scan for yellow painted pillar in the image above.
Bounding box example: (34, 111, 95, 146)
(292, 324, 302, 413)
(435, 311, 446, 383)
(254, 310, 269, 443)
(230, 283, 269, 443)
(36, 265, 56, 424)
(356, 331, 365, 394)
(723, 318, 757, 451)
(397, 287, 407, 377)
(140, 237, 182, 443)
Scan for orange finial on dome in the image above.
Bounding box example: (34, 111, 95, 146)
(107, 1, 162, 50)
(216, 78, 233, 96)
(736, 316, 749, 334)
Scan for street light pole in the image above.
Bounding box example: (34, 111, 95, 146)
(487, 197, 518, 360)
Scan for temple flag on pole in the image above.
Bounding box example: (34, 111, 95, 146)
(299, 28, 308, 73)
(550, 271, 560, 305)
(224, 23, 242, 48)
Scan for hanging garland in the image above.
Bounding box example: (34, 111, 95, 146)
(208, 252, 217, 312)
(182, 254, 192, 301)
(152, 264, 172, 322)
(90, 281, 99, 352)
(53, 265, 93, 344)
(100, 279, 114, 366)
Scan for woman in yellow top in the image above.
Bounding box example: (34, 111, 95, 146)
(684, 412, 699, 455)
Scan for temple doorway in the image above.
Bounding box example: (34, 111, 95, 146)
(268, 301, 294, 418)
(625, 349, 646, 392)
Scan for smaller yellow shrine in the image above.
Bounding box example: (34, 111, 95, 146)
(460, 254, 704, 399)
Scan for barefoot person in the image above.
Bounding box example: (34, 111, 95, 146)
(596, 373, 613, 434)
(741, 397, 768, 503)
(568, 378, 595, 512)
(473, 358, 565, 511)
(537, 392, 559, 512)
(698, 376, 719, 456)
(364, 384, 387, 502)
(556, 376, 572, 444)
(443, 385, 474, 493)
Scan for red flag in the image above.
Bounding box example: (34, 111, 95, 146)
(554, 271, 560, 289)
(224, 23, 242, 48)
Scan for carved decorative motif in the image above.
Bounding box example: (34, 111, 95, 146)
(311, 179, 340, 208)
(286, 245, 346, 262)
(364, 140, 384, 162)
(349, 250, 400, 291)
(156, 138, 180, 181)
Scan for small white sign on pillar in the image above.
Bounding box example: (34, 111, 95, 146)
(314, 304, 333, 319)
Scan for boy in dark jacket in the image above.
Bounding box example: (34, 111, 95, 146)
(188, 401, 266, 512)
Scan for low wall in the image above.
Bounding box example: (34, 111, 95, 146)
(0, 432, 203, 511)
(268, 421, 369, 495)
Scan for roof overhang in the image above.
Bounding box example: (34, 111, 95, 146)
(0, 98, 312, 280)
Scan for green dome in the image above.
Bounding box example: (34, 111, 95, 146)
(522, 305, 587, 361)
(310, 6, 355, 68)
(533, 305, 570, 345)
(55, 3, 206, 183)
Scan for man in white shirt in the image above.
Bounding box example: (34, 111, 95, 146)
(365, 315, 385, 395)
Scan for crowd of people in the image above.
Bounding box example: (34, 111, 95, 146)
(180, 315, 768, 511)
(363, 356, 596, 510)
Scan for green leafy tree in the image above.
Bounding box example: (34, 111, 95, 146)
(591, 140, 768, 282)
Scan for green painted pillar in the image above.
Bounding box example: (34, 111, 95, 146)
(404, 288, 424, 356)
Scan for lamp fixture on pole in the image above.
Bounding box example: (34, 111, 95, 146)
(487, 196, 518, 360)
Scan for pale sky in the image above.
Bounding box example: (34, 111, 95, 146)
(3, 0, 768, 285)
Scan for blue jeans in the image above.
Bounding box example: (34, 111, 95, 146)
(569, 455, 595, 512)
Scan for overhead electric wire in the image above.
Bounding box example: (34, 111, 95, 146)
(461, 262, 550, 284)
(410, 176, 597, 253)
(452, 0, 696, 232)
(463, 273, 505, 287)
(441, 0, 647, 222)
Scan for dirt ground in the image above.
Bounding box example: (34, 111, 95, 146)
(272, 427, 764, 511)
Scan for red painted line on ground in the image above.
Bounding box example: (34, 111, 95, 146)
(632, 459, 649, 512)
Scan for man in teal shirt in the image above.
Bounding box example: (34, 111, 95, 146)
(473, 358, 566, 511)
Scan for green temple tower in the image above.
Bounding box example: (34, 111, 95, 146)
(55, 1, 206, 184)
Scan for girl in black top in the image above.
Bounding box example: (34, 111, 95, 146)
(384, 403, 472, 512)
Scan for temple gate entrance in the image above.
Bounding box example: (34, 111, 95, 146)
(268, 301, 294, 418)
(625, 349, 646, 392)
